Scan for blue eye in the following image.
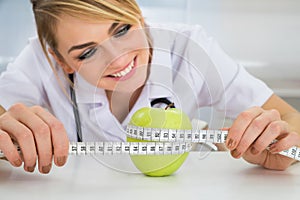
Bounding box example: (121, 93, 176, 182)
(78, 47, 97, 61)
(114, 24, 132, 38)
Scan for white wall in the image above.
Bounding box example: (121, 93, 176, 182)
(0, 0, 35, 71)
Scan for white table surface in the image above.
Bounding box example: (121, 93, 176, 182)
(1, 152, 299, 200)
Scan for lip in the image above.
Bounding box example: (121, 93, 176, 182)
(105, 56, 137, 81)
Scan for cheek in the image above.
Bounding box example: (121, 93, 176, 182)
(138, 49, 150, 63)
(116, 29, 149, 55)
(77, 64, 108, 86)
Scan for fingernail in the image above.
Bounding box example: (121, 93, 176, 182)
(227, 139, 233, 148)
(251, 147, 259, 155)
(27, 165, 36, 173)
(227, 139, 236, 149)
(13, 159, 22, 166)
(231, 149, 241, 158)
(42, 164, 52, 174)
(56, 156, 67, 166)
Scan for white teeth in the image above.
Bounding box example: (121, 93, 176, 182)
(110, 60, 134, 78)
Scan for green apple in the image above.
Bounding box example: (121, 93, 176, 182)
(127, 106, 192, 177)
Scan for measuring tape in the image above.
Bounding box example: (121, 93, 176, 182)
(126, 125, 300, 160)
(1, 125, 300, 161)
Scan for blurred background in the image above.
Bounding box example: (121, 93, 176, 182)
(0, 0, 299, 115)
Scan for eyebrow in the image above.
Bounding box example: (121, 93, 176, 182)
(68, 42, 96, 54)
(108, 22, 119, 34)
(67, 22, 120, 54)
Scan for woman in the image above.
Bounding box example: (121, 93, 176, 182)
(0, 0, 299, 174)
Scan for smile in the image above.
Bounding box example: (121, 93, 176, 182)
(109, 59, 135, 78)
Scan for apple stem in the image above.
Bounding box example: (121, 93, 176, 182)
(165, 103, 175, 110)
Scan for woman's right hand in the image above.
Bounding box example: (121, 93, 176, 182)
(0, 103, 69, 174)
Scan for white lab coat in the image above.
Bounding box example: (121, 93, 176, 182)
(0, 23, 273, 142)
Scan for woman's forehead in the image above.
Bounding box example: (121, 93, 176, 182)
(55, 15, 115, 49)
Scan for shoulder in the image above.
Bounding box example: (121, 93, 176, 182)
(1, 36, 62, 89)
(147, 23, 207, 35)
(147, 23, 213, 45)
(147, 23, 215, 62)
(7, 37, 56, 75)
(22, 37, 52, 68)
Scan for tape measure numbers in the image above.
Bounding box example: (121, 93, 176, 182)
(126, 125, 300, 160)
(69, 141, 192, 155)
(126, 125, 228, 143)
(0, 125, 300, 161)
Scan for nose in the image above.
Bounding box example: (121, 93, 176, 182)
(110, 53, 130, 68)
(104, 41, 129, 68)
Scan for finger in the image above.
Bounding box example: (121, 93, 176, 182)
(242, 148, 293, 170)
(0, 113, 37, 172)
(10, 105, 53, 174)
(31, 106, 69, 167)
(269, 131, 300, 154)
(234, 109, 280, 158)
(242, 148, 269, 166)
(0, 130, 22, 167)
(226, 106, 263, 150)
(251, 120, 288, 155)
(8, 104, 54, 173)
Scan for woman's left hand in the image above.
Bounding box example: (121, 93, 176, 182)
(226, 106, 300, 170)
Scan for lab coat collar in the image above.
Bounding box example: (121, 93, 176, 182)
(74, 73, 108, 105)
(146, 26, 177, 103)
(146, 47, 174, 101)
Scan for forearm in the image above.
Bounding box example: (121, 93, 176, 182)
(263, 94, 300, 137)
(282, 112, 300, 138)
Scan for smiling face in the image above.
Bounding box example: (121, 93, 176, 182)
(51, 14, 150, 92)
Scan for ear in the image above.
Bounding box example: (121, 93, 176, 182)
(48, 48, 75, 74)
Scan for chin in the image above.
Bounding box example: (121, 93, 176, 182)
(107, 78, 145, 93)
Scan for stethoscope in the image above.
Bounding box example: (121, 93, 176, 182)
(69, 73, 175, 142)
